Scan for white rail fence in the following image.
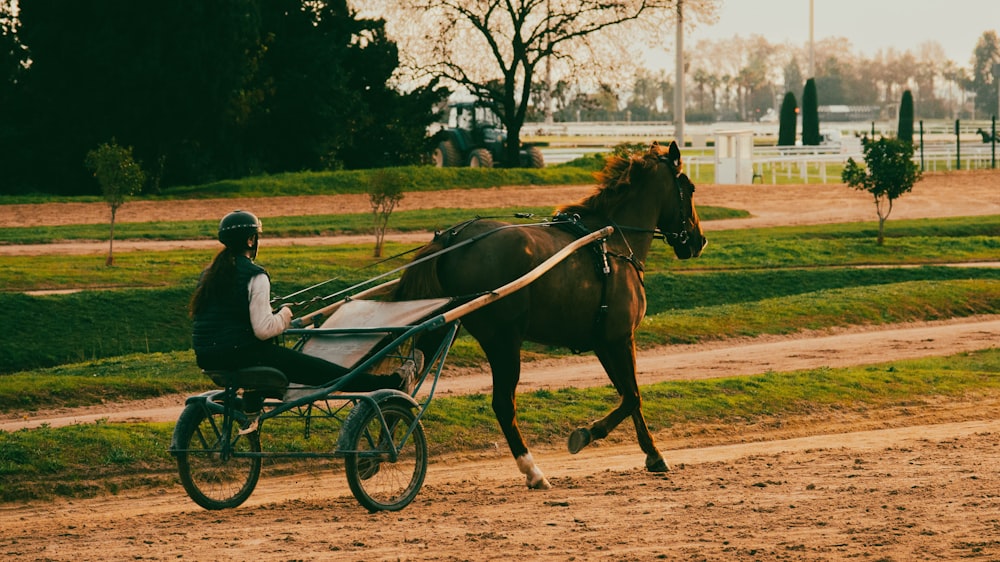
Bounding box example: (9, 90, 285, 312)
(534, 122, 1000, 183)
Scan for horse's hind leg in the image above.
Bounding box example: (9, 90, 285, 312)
(568, 336, 668, 472)
(631, 409, 668, 472)
(479, 331, 552, 490)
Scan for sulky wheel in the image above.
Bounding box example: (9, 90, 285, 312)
(174, 404, 261, 510)
(344, 402, 427, 512)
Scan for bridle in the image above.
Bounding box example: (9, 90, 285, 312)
(614, 155, 696, 252)
(658, 154, 697, 248)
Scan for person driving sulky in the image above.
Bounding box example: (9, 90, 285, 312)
(189, 210, 418, 420)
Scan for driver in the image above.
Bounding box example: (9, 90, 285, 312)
(189, 210, 418, 406)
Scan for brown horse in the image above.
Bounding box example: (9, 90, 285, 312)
(394, 141, 706, 489)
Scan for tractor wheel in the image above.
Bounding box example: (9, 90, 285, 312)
(468, 148, 494, 168)
(522, 146, 545, 168)
(432, 140, 460, 167)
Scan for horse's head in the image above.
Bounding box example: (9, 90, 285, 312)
(649, 141, 707, 259)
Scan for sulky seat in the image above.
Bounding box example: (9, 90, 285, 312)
(203, 366, 289, 400)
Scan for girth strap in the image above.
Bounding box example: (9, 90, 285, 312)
(551, 213, 613, 336)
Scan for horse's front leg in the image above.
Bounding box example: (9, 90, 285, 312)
(568, 337, 668, 472)
(480, 332, 552, 490)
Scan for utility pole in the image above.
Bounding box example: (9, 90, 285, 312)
(544, 0, 554, 124)
(674, 0, 685, 146)
(808, 0, 815, 78)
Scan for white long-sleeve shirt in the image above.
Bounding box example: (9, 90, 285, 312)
(248, 273, 292, 340)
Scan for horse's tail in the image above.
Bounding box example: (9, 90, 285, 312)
(393, 238, 446, 300)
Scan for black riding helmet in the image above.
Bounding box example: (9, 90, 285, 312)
(218, 210, 262, 255)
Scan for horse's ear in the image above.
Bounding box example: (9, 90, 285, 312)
(669, 140, 682, 170)
(649, 141, 661, 155)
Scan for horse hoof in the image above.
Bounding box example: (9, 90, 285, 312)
(646, 458, 670, 473)
(527, 476, 552, 490)
(567, 428, 592, 454)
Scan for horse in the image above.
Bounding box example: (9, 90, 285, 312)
(394, 140, 706, 489)
(976, 128, 999, 143)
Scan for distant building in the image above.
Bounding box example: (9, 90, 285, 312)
(818, 105, 880, 122)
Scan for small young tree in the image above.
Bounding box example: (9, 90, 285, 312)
(897, 89, 914, 145)
(841, 137, 922, 245)
(84, 140, 144, 266)
(368, 169, 405, 257)
(777, 91, 798, 146)
(801, 78, 820, 145)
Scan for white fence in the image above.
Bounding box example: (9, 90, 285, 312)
(533, 121, 1000, 183)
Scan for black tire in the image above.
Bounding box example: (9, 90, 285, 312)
(432, 139, 461, 167)
(175, 404, 261, 510)
(523, 145, 545, 168)
(468, 148, 494, 168)
(344, 402, 427, 512)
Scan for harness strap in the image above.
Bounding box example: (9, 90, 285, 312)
(550, 212, 617, 337)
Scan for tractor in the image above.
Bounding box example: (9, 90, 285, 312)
(430, 102, 545, 168)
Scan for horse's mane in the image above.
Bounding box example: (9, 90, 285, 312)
(556, 151, 662, 216)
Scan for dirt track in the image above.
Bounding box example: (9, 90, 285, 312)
(1, 170, 1000, 560)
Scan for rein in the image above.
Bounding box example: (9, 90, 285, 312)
(274, 214, 582, 309)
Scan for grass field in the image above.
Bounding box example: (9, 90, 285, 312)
(2, 216, 998, 375)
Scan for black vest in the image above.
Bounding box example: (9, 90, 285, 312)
(192, 256, 268, 353)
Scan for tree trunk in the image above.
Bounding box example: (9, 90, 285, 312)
(106, 207, 117, 266)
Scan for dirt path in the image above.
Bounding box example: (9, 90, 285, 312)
(1, 170, 999, 560)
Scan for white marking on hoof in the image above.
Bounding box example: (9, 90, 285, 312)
(516, 453, 552, 490)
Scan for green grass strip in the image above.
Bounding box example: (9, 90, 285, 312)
(3, 271, 999, 376)
(0, 205, 747, 245)
(639, 279, 1000, 345)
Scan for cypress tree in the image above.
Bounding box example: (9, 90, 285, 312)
(802, 78, 820, 145)
(777, 92, 798, 146)
(898, 90, 914, 145)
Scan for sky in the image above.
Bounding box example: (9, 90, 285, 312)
(645, 0, 1000, 70)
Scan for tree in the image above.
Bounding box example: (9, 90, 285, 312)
(841, 137, 921, 246)
(250, 0, 446, 172)
(85, 140, 145, 266)
(2, 1, 444, 195)
(377, 0, 719, 167)
(782, 57, 803, 94)
(801, 78, 820, 145)
(777, 91, 797, 146)
(0, 4, 23, 105)
(897, 89, 914, 145)
(367, 169, 404, 258)
(970, 30, 1000, 118)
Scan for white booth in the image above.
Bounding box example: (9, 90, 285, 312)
(714, 130, 754, 184)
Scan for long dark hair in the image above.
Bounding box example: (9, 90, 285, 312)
(189, 248, 239, 317)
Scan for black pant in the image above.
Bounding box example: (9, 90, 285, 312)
(196, 343, 402, 391)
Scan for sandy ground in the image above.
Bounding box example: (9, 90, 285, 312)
(1, 170, 1000, 561)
